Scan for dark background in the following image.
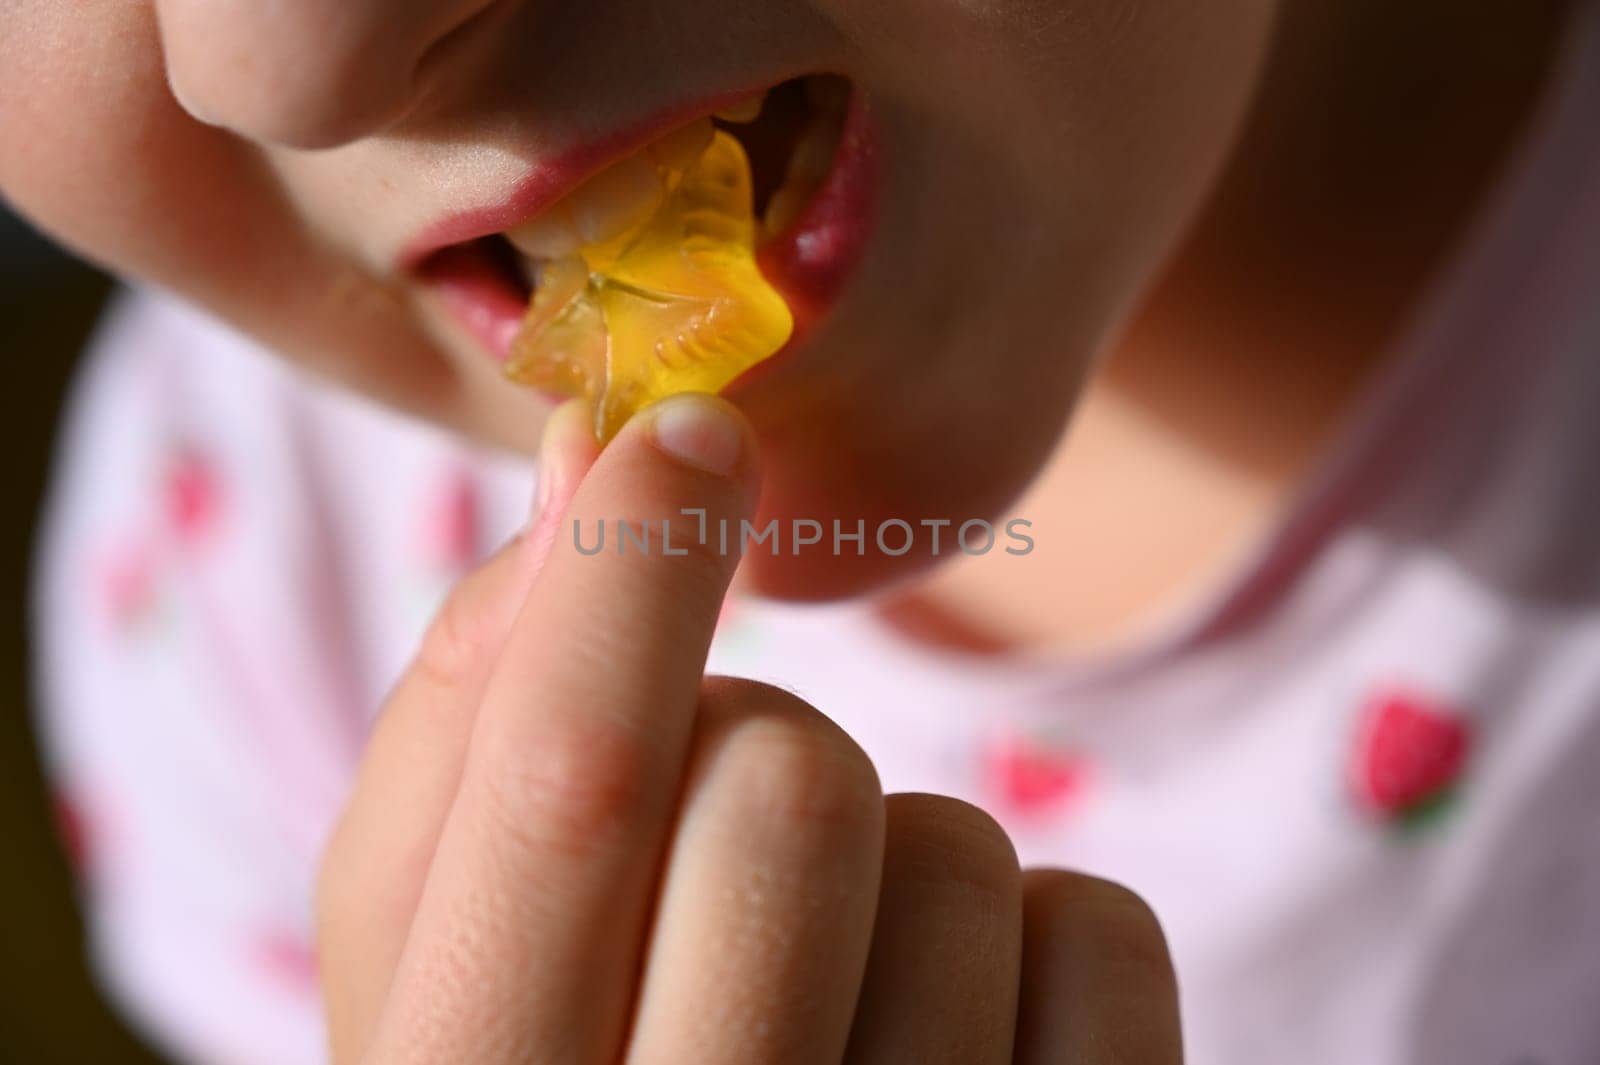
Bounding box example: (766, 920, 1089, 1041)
(0, 205, 166, 1063)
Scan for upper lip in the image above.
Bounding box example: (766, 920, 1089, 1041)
(399, 85, 783, 271)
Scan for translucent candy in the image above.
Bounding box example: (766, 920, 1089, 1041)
(505, 131, 795, 442)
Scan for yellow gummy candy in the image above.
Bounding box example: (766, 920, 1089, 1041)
(506, 131, 795, 442)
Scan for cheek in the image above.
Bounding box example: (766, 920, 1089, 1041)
(999, 0, 1279, 266)
(0, 2, 461, 422)
(737, 0, 1276, 597)
(835, 0, 1276, 282)
(925, 0, 1280, 409)
(2, 3, 276, 295)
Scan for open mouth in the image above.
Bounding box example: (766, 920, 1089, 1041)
(416, 74, 878, 371)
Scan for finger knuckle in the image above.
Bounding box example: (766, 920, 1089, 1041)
(472, 714, 654, 862)
(1026, 870, 1176, 985)
(699, 679, 882, 838)
(885, 793, 1021, 906)
(411, 583, 492, 692)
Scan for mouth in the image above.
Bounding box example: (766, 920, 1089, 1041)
(412, 74, 879, 380)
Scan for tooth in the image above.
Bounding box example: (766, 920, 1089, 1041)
(762, 183, 811, 241)
(714, 92, 766, 124)
(567, 154, 665, 244)
(787, 119, 839, 186)
(516, 254, 544, 291)
(507, 206, 584, 259)
(649, 117, 715, 174)
(757, 117, 839, 242)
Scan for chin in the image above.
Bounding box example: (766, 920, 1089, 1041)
(736, 355, 1080, 602)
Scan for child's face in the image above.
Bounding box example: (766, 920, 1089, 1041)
(1, 0, 1273, 594)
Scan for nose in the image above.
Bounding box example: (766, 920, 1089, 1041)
(156, 0, 500, 149)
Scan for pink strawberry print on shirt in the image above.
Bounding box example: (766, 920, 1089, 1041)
(164, 443, 225, 547)
(50, 787, 93, 875)
(1349, 688, 1472, 824)
(250, 925, 321, 995)
(48, 781, 121, 883)
(93, 443, 222, 635)
(419, 464, 482, 574)
(97, 535, 160, 631)
(984, 729, 1093, 818)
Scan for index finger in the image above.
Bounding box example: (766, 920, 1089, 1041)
(366, 392, 762, 1064)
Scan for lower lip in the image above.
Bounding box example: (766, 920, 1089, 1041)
(416, 91, 882, 369)
(418, 243, 530, 359)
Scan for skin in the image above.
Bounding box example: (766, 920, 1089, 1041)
(316, 395, 1181, 1062)
(0, 0, 1276, 598)
(0, 1, 1561, 603)
(883, 0, 1571, 650)
(0, 0, 1568, 1057)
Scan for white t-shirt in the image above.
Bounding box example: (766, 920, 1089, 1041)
(32, 5, 1600, 1062)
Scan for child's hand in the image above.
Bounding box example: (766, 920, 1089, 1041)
(316, 396, 1181, 1064)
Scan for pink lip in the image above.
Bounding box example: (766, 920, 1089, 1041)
(402, 91, 766, 270)
(755, 91, 881, 345)
(419, 243, 531, 359)
(413, 86, 882, 372)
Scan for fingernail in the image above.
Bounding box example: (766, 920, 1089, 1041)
(648, 394, 745, 476)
